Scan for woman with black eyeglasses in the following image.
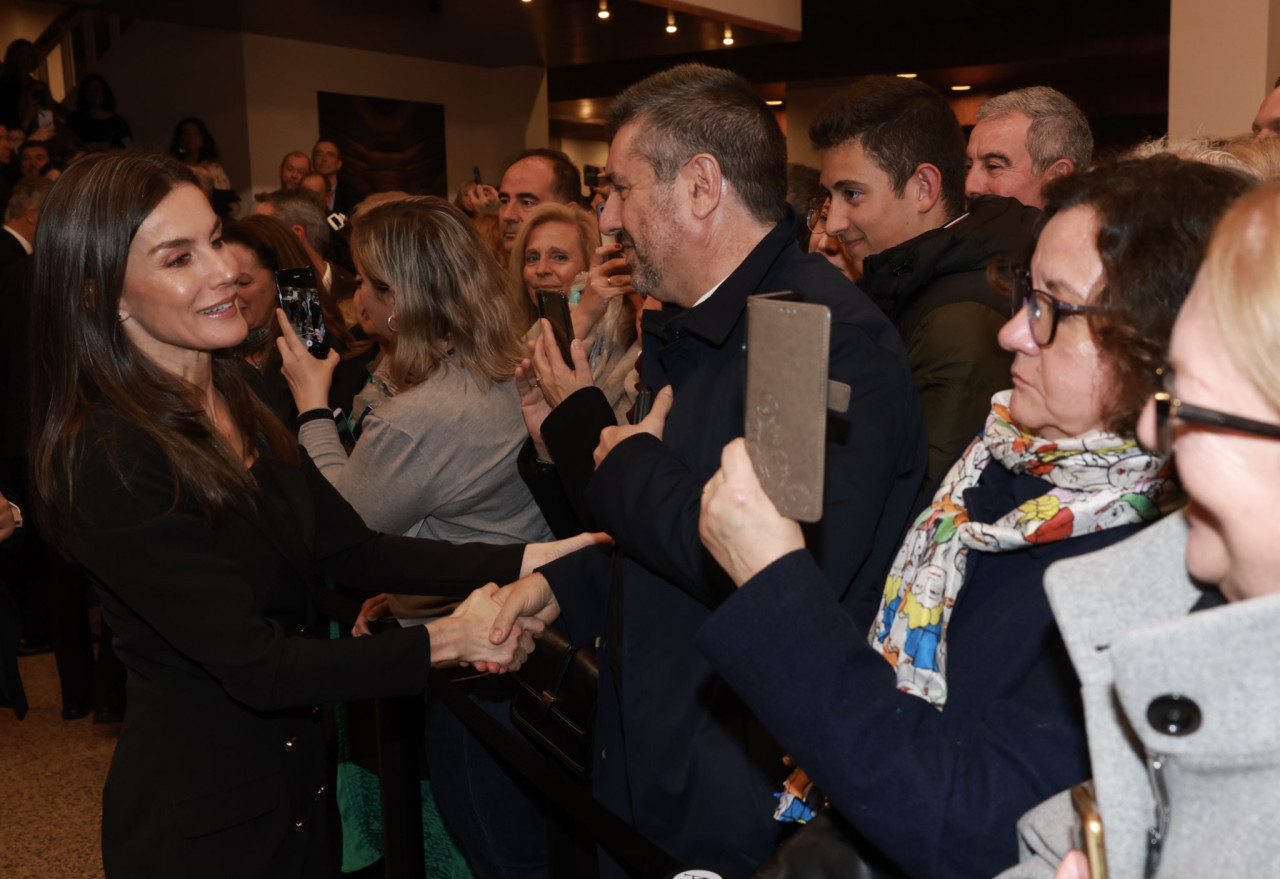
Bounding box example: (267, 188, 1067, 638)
(1008, 184, 1280, 879)
(680, 158, 1253, 879)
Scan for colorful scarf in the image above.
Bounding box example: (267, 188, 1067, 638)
(869, 391, 1173, 707)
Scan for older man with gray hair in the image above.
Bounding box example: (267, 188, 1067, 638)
(0, 176, 52, 275)
(965, 86, 1093, 208)
(254, 188, 357, 303)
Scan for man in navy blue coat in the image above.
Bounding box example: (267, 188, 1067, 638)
(495, 63, 926, 877)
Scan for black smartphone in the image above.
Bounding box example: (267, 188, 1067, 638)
(632, 386, 654, 423)
(536, 290, 574, 365)
(472, 165, 482, 186)
(276, 267, 329, 359)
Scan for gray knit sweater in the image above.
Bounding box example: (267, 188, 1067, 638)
(299, 362, 552, 618)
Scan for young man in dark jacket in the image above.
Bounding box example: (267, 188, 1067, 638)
(812, 76, 1042, 484)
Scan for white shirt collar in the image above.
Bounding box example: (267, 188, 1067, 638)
(691, 275, 728, 308)
(2, 225, 32, 255)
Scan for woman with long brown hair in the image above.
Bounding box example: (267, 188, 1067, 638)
(29, 153, 594, 878)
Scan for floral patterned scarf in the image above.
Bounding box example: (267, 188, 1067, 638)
(868, 391, 1173, 707)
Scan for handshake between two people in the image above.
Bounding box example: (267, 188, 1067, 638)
(426, 574, 566, 675)
(449, 432, 809, 673)
(352, 530, 610, 673)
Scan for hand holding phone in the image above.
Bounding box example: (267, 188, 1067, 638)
(274, 308, 340, 413)
(587, 243, 633, 303)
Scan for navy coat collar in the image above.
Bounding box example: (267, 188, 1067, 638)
(642, 209, 800, 348)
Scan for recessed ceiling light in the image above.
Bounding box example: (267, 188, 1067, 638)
(598, 0, 610, 19)
(951, 85, 972, 91)
(765, 100, 783, 107)
(666, 10, 677, 33)
(896, 73, 917, 79)
(723, 23, 734, 45)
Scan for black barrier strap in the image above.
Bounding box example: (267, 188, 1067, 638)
(426, 668, 684, 879)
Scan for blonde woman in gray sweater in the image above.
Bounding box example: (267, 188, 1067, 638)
(277, 195, 560, 878)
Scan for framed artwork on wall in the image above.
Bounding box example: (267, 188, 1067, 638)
(317, 91, 447, 199)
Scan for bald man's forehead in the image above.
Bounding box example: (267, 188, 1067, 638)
(501, 156, 556, 200)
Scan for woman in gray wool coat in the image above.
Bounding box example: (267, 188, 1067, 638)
(1007, 180, 1280, 878)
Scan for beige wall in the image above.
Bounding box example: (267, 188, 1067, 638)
(48, 18, 547, 213)
(1169, 0, 1280, 139)
(556, 136, 610, 185)
(0, 1, 61, 53)
(783, 83, 836, 170)
(94, 21, 251, 193)
(241, 33, 546, 205)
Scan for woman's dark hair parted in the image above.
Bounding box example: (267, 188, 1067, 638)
(1040, 157, 1255, 434)
(991, 156, 1256, 435)
(29, 152, 297, 551)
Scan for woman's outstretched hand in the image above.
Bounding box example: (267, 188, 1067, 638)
(520, 531, 612, 577)
(433, 583, 537, 674)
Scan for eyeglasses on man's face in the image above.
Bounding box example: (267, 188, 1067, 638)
(1151, 366, 1280, 456)
(1012, 270, 1112, 347)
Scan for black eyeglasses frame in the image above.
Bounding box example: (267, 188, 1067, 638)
(1013, 270, 1113, 347)
(1153, 366, 1280, 455)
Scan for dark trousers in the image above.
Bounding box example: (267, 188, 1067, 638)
(424, 676, 552, 879)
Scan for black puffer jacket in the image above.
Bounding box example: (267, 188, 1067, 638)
(862, 195, 1040, 484)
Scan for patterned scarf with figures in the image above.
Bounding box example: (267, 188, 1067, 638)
(869, 390, 1173, 708)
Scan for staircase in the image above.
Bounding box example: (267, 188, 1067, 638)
(31, 6, 131, 103)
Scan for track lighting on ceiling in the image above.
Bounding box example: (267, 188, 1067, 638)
(666, 10, 677, 33)
(723, 23, 734, 45)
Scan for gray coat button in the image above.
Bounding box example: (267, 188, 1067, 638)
(1147, 694, 1202, 736)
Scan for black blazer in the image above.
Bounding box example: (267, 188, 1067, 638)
(0, 228, 28, 277)
(330, 181, 365, 220)
(71, 415, 522, 878)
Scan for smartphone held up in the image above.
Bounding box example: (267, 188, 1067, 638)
(276, 267, 329, 359)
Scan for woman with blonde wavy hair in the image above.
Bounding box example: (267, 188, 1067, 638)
(508, 201, 642, 424)
(277, 194, 558, 877)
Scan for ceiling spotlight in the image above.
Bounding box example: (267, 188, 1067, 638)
(598, 0, 609, 19)
(765, 100, 783, 107)
(951, 84, 972, 91)
(896, 72, 917, 79)
(666, 10, 677, 33)
(723, 23, 734, 45)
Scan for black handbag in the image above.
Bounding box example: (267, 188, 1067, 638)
(510, 626, 598, 779)
(753, 810, 907, 879)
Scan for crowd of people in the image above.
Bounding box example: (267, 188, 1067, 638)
(4, 29, 1280, 879)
